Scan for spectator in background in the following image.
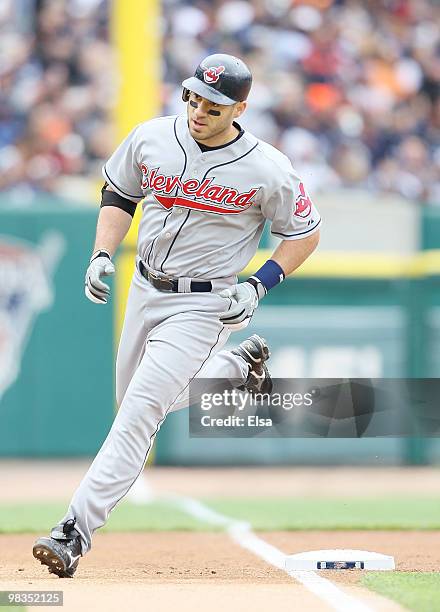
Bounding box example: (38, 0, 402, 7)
(1, 0, 439, 203)
(162, 0, 439, 202)
(0, 0, 115, 201)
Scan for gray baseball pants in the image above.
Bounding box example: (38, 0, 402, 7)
(60, 267, 248, 553)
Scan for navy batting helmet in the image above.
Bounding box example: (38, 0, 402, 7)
(182, 53, 252, 106)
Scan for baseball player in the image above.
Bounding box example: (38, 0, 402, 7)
(33, 54, 321, 577)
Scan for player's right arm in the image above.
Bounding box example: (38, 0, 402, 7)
(93, 186, 134, 257)
(85, 186, 140, 305)
(85, 124, 145, 305)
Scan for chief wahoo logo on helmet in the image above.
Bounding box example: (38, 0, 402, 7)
(203, 66, 225, 84)
(182, 53, 252, 105)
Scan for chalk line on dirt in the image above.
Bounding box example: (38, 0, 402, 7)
(126, 477, 375, 612)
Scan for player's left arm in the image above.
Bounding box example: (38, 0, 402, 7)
(246, 167, 322, 297)
(270, 230, 320, 277)
(219, 233, 319, 330)
(219, 167, 321, 330)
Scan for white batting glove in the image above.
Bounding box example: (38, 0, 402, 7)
(219, 282, 259, 331)
(84, 250, 115, 304)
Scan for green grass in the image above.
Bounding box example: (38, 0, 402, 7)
(362, 572, 440, 612)
(208, 497, 440, 530)
(0, 501, 205, 534)
(0, 496, 439, 533)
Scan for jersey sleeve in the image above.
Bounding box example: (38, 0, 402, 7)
(102, 125, 144, 203)
(261, 164, 321, 240)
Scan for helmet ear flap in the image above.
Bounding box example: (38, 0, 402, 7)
(182, 88, 190, 102)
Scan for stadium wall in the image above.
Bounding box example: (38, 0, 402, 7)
(0, 197, 439, 463)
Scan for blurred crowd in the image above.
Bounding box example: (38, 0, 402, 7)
(163, 0, 440, 202)
(1, 0, 439, 203)
(0, 0, 115, 201)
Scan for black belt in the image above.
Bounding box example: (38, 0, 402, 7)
(138, 261, 212, 293)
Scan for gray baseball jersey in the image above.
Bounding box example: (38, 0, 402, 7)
(103, 114, 321, 279)
(58, 114, 321, 555)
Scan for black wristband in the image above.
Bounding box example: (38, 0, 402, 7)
(90, 250, 111, 263)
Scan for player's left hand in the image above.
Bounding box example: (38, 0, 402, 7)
(219, 282, 258, 331)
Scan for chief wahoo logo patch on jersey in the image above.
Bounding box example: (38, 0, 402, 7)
(294, 182, 313, 218)
(203, 66, 225, 84)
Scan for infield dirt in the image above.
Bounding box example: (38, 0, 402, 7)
(0, 531, 413, 612)
(1, 463, 439, 611)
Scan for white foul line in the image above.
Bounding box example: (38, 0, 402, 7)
(126, 479, 375, 612)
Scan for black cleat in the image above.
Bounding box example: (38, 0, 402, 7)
(33, 518, 82, 578)
(232, 334, 273, 395)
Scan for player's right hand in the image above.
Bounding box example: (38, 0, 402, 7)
(84, 250, 115, 304)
